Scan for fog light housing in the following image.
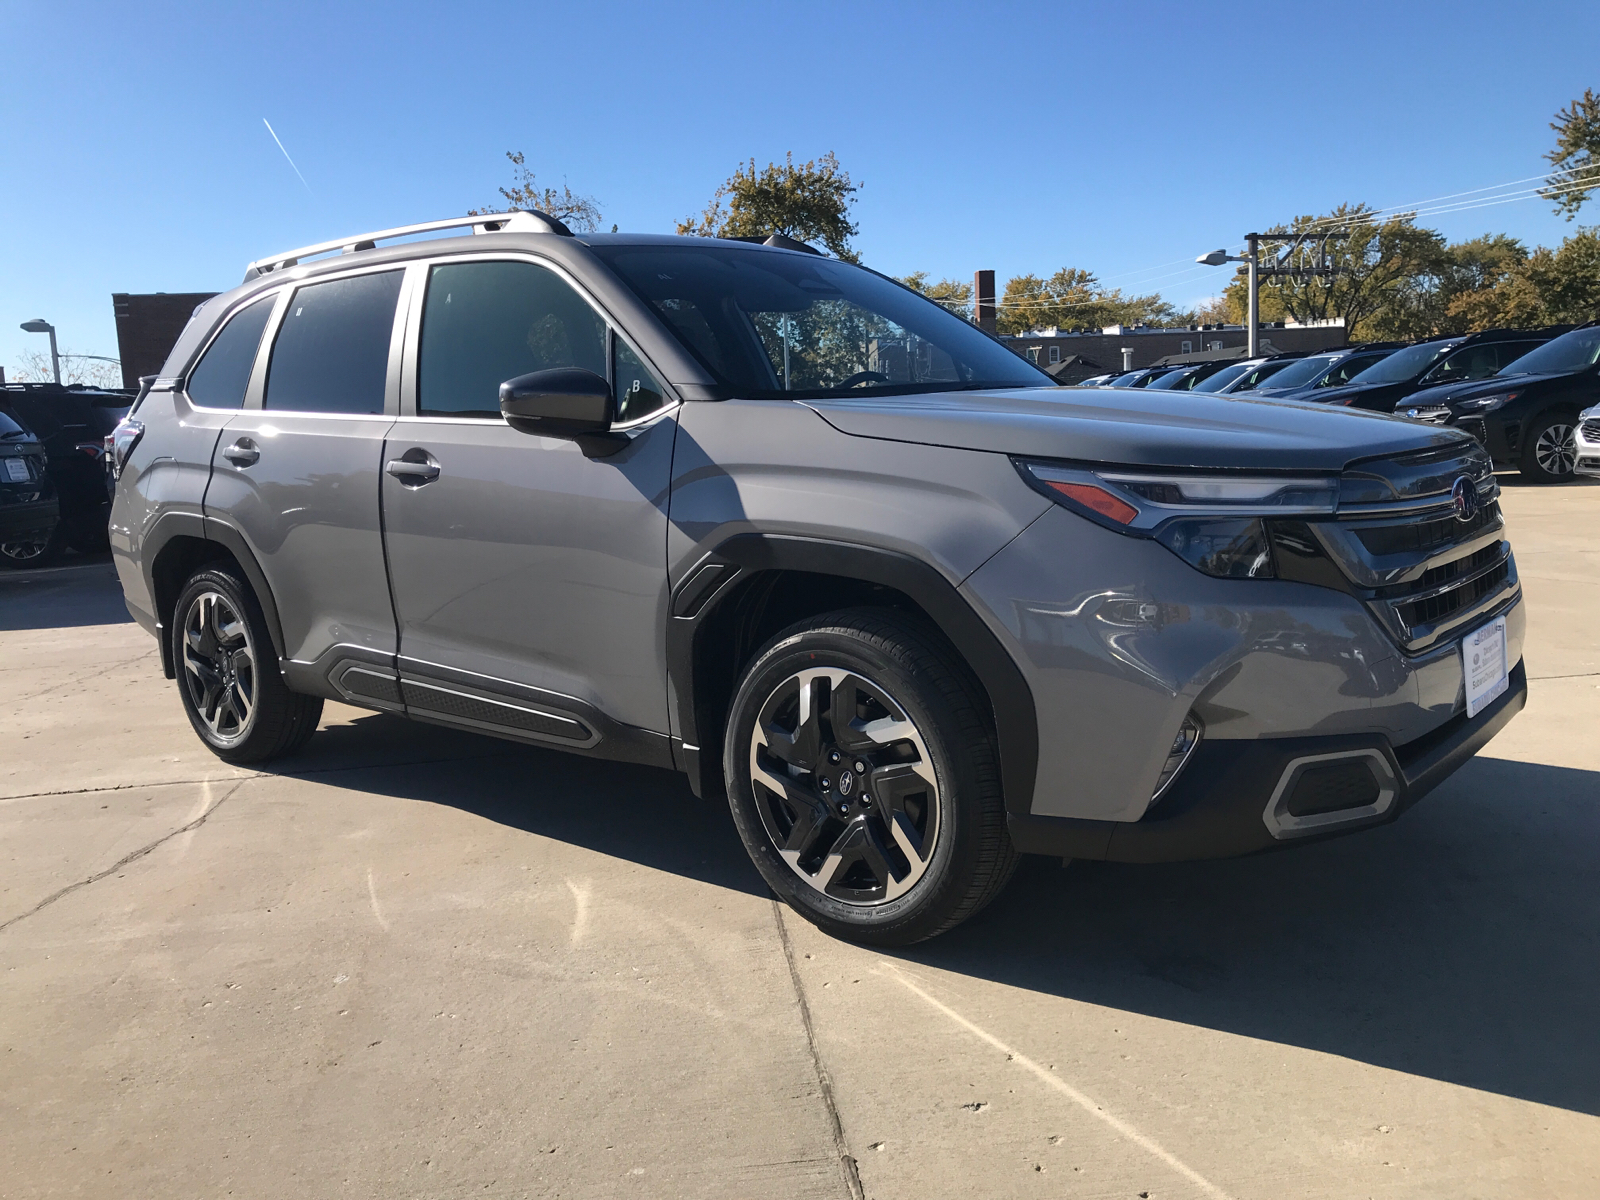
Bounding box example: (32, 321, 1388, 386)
(1151, 715, 1202, 801)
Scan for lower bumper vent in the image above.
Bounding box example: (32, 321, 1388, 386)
(1264, 749, 1399, 839)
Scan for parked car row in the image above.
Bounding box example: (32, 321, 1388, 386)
(1076, 322, 1597, 482)
(0, 382, 131, 568)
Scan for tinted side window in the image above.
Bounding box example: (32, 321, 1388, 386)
(1425, 344, 1499, 384)
(265, 271, 404, 414)
(186, 296, 275, 409)
(614, 340, 667, 422)
(418, 261, 606, 418)
(1495, 341, 1540, 369)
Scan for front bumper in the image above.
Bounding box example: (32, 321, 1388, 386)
(1008, 658, 1527, 862)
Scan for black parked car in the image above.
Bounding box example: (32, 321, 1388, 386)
(0, 383, 132, 557)
(0, 409, 59, 569)
(1239, 344, 1404, 399)
(1311, 329, 1563, 413)
(1103, 366, 1174, 388)
(1398, 324, 1600, 483)
(1140, 360, 1236, 391)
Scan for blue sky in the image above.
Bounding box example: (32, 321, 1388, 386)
(3, 0, 1597, 376)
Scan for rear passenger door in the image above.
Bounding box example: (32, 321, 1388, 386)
(379, 256, 677, 752)
(205, 266, 406, 685)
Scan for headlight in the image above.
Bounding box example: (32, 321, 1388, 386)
(1580, 405, 1597, 421)
(1015, 460, 1339, 579)
(1456, 391, 1519, 413)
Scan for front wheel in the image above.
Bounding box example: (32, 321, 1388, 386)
(1519, 412, 1578, 483)
(723, 610, 1018, 946)
(171, 566, 323, 763)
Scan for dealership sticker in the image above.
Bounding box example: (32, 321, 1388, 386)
(1463, 616, 1509, 719)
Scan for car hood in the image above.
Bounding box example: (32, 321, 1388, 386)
(1304, 379, 1407, 406)
(801, 387, 1465, 471)
(1402, 371, 1573, 410)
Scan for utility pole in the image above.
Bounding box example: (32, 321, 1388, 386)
(1244, 233, 1260, 358)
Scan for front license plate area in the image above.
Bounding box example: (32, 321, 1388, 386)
(1463, 616, 1509, 719)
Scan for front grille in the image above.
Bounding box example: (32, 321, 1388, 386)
(1582, 418, 1600, 442)
(1393, 555, 1510, 633)
(1355, 500, 1499, 557)
(1457, 417, 1488, 445)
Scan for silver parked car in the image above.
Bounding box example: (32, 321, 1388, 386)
(109, 214, 1527, 944)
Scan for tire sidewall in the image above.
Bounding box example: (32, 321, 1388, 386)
(723, 618, 992, 944)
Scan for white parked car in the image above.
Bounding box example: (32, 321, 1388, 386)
(1576, 405, 1600, 478)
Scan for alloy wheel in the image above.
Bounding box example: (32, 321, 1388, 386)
(749, 667, 941, 906)
(1535, 423, 1577, 476)
(0, 533, 52, 563)
(181, 590, 257, 744)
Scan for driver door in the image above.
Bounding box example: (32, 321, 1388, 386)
(380, 256, 678, 758)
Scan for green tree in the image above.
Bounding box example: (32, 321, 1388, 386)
(998, 267, 1179, 334)
(1223, 204, 1447, 341)
(898, 272, 973, 321)
(1541, 89, 1600, 220)
(1521, 227, 1600, 322)
(470, 151, 604, 232)
(1437, 235, 1532, 332)
(677, 152, 860, 261)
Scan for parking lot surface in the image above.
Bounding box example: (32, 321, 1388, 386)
(3, 477, 1598, 1200)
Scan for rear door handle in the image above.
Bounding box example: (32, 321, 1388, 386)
(223, 437, 259, 467)
(386, 455, 440, 485)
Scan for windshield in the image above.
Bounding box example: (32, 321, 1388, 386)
(1497, 327, 1600, 376)
(1106, 372, 1144, 387)
(0, 411, 30, 439)
(1255, 355, 1337, 390)
(589, 244, 1051, 398)
(1145, 369, 1190, 390)
(1190, 363, 1251, 392)
(1347, 341, 1456, 385)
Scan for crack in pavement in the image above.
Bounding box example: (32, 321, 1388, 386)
(771, 898, 866, 1200)
(0, 777, 253, 935)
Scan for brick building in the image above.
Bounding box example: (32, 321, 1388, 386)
(1001, 319, 1347, 373)
(111, 292, 218, 389)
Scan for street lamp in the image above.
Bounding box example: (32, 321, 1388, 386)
(20, 319, 61, 385)
(1195, 235, 1262, 357)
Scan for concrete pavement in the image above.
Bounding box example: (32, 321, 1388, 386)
(2, 477, 1597, 1199)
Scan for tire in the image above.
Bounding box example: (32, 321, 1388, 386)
(1519, 411, 1578, 483)
(0, 521, 65, 570)
(171, 566, 323, 763)
(723, 609, 1019, 946)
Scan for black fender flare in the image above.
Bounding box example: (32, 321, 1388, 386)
(143, 511, 288, 672)
(666, 532, 1039, 815)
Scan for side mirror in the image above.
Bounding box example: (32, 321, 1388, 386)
(499, 367, 626, 456)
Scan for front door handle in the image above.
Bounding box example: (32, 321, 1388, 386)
(223, 437, 259, 467)
(386, 452, 441, 486)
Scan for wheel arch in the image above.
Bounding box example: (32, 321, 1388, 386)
(668, 533, 1038, 815)
(146, 514, 287, 678)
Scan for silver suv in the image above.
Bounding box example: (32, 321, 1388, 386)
(109, 213, 1527, 944)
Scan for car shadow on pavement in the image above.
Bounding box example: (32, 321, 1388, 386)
(0, 554, 131, 631)
(274, 710, 770, 901)
(900, 754, 1600, 1118)
(263, 714, 1599, 1115)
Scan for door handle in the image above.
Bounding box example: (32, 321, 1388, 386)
(386, 454, 440, 485)
(223, 437, 260, 467)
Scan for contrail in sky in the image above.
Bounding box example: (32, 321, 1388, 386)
(262, 118, 312, 193)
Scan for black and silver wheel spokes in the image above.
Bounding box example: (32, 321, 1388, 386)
(750, 668, 940, 906)
(181, 591, 256, 742)
(1536, 424, 1576, 476)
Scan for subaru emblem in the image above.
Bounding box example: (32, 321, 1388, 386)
(1451, 475, 1479, 522)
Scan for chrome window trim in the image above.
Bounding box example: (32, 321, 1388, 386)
(1262, 749, 1398, 840)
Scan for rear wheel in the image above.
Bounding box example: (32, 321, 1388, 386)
(172, 566, 322, 763)
(1519, 412, 1578, 483)
(723, 609, 1018, 946)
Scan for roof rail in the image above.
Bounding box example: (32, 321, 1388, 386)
(243, 210, 572, 280)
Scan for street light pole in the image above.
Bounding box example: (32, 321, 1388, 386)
(1245, 233, 1260, 358)
(19, 319, 60, 385)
